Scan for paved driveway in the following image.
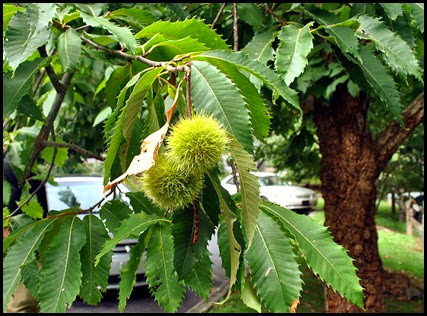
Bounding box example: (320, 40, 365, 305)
(67, 233, 226, 313)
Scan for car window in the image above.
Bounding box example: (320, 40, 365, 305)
(258, 176, 284, 186)
(46, 180, 129, 212)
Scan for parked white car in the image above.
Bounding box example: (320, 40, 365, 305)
(45, 176, 146, 289)
(221, 172, 318, 214)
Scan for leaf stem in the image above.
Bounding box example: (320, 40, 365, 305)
(185, 63, 193, 118)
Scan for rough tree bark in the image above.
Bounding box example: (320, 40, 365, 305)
(313, 85, 424, 312)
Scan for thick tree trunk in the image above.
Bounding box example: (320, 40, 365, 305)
(313, 86, 424, 312)
(313, 85, 384, 312)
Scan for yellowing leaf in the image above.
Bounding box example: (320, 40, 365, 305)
(103, 80, 182, 193)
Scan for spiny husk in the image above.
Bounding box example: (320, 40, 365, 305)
(140, 153, 203, 210)
(166, 114, 228, 174)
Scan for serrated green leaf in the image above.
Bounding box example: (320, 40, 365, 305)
(135, 17, 229, 50)
(197, 51, 301, 112)
(241, 29, 276, 65)
(58, 28, 82, 72)
(171, 207, 197, 278)
(147, 36, 209, 58)
(21, 259, 39, 299)
(190, 60, 254, 153)
(204, 57, 271, 141)
(26, 3, 56, 34)
(357, 15, 422, 81)
(276, 22, 314, 85)
(238, 4, 264, 31)
(408, 3, 424, 33)
(227, 135, 260, 247)
(37, 216, 86, 313)
(4, 11, 50, 71)
(309, 8, 361, 60)
(93, 107, 112, 127)
(21, 200, 44, 219)
(3, 219, 54, 312)
(171, 205, 215, 286)
(108, 8, 156, 29)
(122, 67, 165, 149)
(17, 95, 45, 122)
(357, 45, 404, 126)
(3, 219, 37, 253)
(105, 63, 130, 109)
(79, 214, 113, 305)
(380, 3, 403, 20)
(245, 211, 302, 313)
(261, 201, 364, 309)
(84, 32, 118, 46)
(125, 191, 162, 216)
(99, 200, 132, 234)
(96, 213, 168, 265)
(148, 87, 166, 134)
(185, 248, 213, 302)
(40, 142, 68, 168)
(3, 180, 11, 205)
(350, 3, 376, 18)
(324, 74, 349, 99)
(80, 11, 137, 54)
(118, 232, 146, 312)
(104, 107, 126, 184)
(200, 175, 221, 227)
(3, 4, 25, 32)
(240, 276, 262, 313)
(208, 173, 241, 304)
(3, 58, 46, 118)
(103, 71, 144, 184)
(145, 223, 185, 313)
(74, 3, 104, 17)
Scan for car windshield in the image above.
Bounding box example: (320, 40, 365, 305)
(46, 179, 128, 212)
(258, 176, 284, 186)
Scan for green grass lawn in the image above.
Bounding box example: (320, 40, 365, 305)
(208, 199, 424, 313)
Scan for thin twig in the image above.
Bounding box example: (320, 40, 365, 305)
(20, 72, 74, 187)
(264, 3, 287, 26)
(40, 141, 105, 161)
(51, 19, 188, 73)
(185, 64, 193, 118)
(38, 47, 66, 94)
(233, 3, 238, 51)
(211, 3, 227, 29)
(6, 130, 58, 220)
(32, 68, 46, 95)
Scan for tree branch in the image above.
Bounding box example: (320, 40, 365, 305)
(6, 130, 57, 220)
(40, 141, 105, 161)
(264, 3, 287, 25)
(211, 3, 226, 29)
(233, 3, 238, 51)
(51, 18, 188, 73)
(374, 92, 424, 172)
(19, 72, 74, 187)
(38, 47, 67, 94)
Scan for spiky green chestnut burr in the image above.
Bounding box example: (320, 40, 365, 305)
(140, 153, 203, 210)
(166, 114, 228, 174)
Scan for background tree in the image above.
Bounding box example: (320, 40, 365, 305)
(242, 3, 424, 312)
(2, 3, 423, 314)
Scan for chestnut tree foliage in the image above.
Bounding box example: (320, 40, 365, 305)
(2, 3, 423, 313)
